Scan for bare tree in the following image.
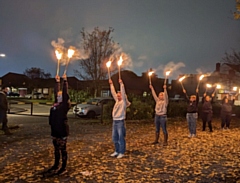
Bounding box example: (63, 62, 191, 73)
(24, 67, 52, 79)
(222, 50, 240, 64)
(75, 27, 119, 97)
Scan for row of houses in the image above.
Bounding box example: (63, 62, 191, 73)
(0, 62, 240, 102)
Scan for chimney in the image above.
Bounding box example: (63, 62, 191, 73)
(216, 63, 220, 72)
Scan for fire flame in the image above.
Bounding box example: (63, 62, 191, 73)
(148, 71, 154, 76)
(179, 76, 186, 82)
(106, 61, 111, 68)
(216, 84, 221, 89)
(166, 71, 171, 76)
(233, 86, 238, 91)
(55, 50, 62, 60)
(117, 56, 123, 66)
(67, 49, 75, 58)
(199, 74, 204, 80)
(206, 84, 212, 88)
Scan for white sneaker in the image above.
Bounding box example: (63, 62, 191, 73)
(192, 134, 196, 138)
(117, 153, 124, 159)
(110, 152, 118, 157)
(188, 134, 192, 138)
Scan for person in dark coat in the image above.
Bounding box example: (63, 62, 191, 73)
(221, 94, 237, 130)
(201, 92, 215, 132)
(183, 88, 199, 137)
(0, 86, 12, 135)
(47, 74, 71, 175)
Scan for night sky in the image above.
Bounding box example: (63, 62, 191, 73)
(0, 0, 239, 80)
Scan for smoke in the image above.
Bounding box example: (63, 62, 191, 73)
(155, 61, 185, 79)
(195, 68, 212, 76)
(51, 38, 89, 65)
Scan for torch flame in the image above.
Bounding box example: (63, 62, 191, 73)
(199, 74, 204, 80)
(166, 71, 171, 76)
(216, 84, 221, 89)
(106, 61, 111, 68)
(206, 84, 212, 88)
(117, 56, 123, 66)
(55, 50, 62, 60)
(179, 76, 186, 82)
(67, 49, 75, 58)
(233, 86, 238, 91)
(148, 71, 154, 76)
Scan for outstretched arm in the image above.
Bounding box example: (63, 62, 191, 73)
(54, 75, 60, 103)
(163, 85, 168, 106)
(149, 84, 158, 102)
(62, 74, 69, 104)
(109, 79, 117, 101)
(183, 89, 189, 101)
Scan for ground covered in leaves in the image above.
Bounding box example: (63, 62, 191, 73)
(1, 116, 240, 183)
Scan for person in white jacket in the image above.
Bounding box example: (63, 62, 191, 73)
(150, 84, 168, 146)
(109, 78, 129, 159)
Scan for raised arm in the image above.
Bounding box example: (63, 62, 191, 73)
(54, 75, 60, 103)
(183, 89, 189, 101)
(109, 79, 117, 101)
(62, 74, 69, 104)
(163, 85, 168, 106)
(119, 79, 126, 102)
(149, 85, 158, 102)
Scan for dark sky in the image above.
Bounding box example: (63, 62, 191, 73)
(0, 0, 239, 80)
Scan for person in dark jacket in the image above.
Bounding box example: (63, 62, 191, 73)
(47, 74, 71, 175)
(0, 86, 12, 135)
(183, 88, 199, 137)
(201, 92, 215, 132)
(221, 94, 237, 130)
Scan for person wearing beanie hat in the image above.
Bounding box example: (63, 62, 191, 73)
(46, 74, 71, 176)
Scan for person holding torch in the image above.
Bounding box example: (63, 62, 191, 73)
(201, 86, 215, 132)
(46, 74, 71, 175)
(183, 88, 199, 138)
(109, 78, 129, 159)
(149, 82, 168, 146)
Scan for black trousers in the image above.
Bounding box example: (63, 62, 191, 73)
(0, 111, 8, 131)
(221, 113, 231, 128)
(52, 137, 68, 169)
(201, 112, 213, 131)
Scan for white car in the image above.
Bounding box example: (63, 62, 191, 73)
(73, 97, 114, 118)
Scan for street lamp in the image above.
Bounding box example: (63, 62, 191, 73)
(0, 53, 6, 57)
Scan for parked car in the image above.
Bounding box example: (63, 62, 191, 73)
(73, 97, 114, 118)
(8, 92, 20, 97)
(25, 92, 45, 99)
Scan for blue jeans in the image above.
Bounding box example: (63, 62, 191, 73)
(154, 115, 168, 134)
(112, 120, 126, 154)
(186, 113, 197, 135)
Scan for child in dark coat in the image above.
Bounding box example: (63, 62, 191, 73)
(201, 92, 215, 132)
(221, 95, 237, 129)
(47, 74, 71, 175)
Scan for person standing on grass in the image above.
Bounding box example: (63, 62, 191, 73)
(201, 92, 215, 132)
(150, 83, 168, 146)
(47, 74, 71, 175)
(0, 86, 12, 135)
(109, 78, 129, 159)
(183, 88, 199, 138)
(221, 94, 237, 130)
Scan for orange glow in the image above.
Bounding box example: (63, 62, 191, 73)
(117, 56, 123, 66)
(67, 49, 75, 58)
(148, 71, 154, 76)
(199, 74, 204, 80)
(55, 50, 62, 60)
(106, 61, 111, 68)
(166, 71, 171, 76)
(179, 76, 186, 82)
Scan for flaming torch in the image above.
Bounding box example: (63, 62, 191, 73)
(106, 61, 112, 79)
(64, 48, 75, 75)
(164, 71, 171, 85)
(55, 50, 62, 76)
(233, 86, 238, 91)
(197, 74, 204, 89)
(148, 69, 154, 85)
(179, 75, 186, 90)
(117, 56, 123, 80)
(205, 83, 212, 92)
